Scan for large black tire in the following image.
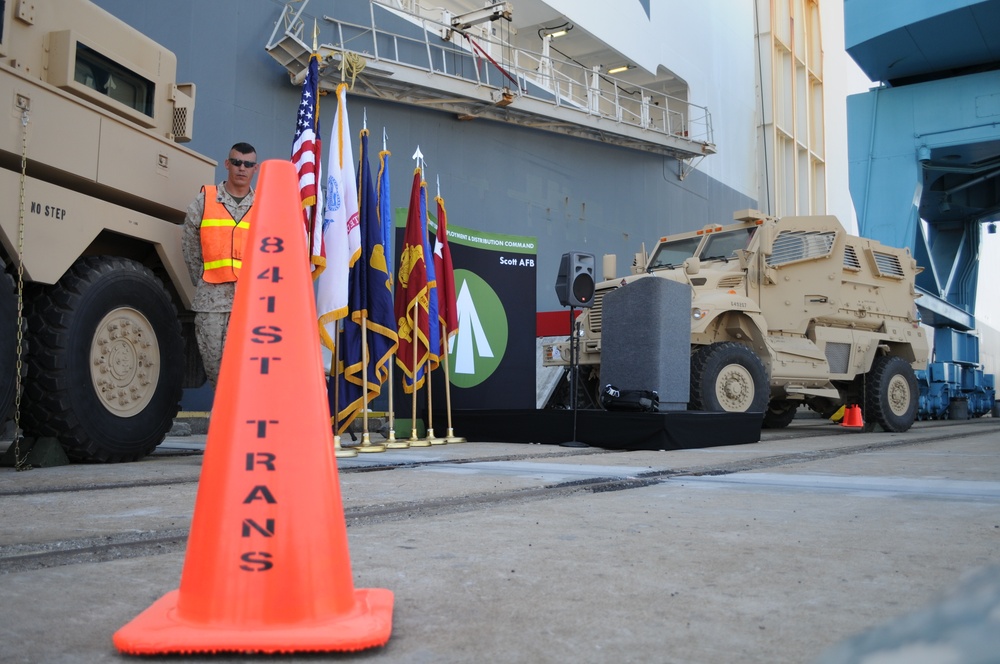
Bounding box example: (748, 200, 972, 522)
(862, 355, 918, 433)
(689, 342, 769, 414)
(762, 400, 797, 429)
(1, 255, 21, 422)
(21, 257, 183, 462)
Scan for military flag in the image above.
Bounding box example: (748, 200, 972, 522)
(290, 53, 324, 272)
(335, 128, 398, 432)
(394, 169, 431, 392)
(434, 192, 459, 351)
(316, 83, 361, 349)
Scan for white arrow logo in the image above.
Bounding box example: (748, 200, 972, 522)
(454, 278, 493, 374)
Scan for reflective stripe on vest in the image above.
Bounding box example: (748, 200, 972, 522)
(200, 185, 254, 283)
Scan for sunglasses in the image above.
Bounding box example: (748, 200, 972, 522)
(228, 158, 257, 168)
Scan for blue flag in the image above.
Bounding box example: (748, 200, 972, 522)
(420, 178, 440, 371)
(335, 128, 399, 433)
(378, 140, 392, 284)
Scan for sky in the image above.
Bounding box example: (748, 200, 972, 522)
(820, 1, 999, 330)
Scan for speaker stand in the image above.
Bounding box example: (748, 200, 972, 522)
(560, 307, 589, 448)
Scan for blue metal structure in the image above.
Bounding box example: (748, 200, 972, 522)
(845, 0, 999, 418)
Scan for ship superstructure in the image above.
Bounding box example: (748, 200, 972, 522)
(266, 0, 717, 175)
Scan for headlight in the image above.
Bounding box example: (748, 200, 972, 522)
(692, 307, 707, 320)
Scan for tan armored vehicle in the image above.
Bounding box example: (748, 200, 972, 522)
(1, 0, 215, 461)
(543, 210, 930, 432)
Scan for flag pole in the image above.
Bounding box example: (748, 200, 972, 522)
(380, 132, 404, 449)
(333, 325, 357, 458)
(384, 360, 406, 448)
(441, 319, 466, 442)
(384, 362, 404, 447)
(357, 317, 385, 453)
(425, 361, 446, 444)
(407, 304, 431, 447)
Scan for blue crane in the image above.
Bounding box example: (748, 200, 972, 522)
(845, 0, 999, 418)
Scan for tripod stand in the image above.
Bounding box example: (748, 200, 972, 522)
(561, 306, 589, 448)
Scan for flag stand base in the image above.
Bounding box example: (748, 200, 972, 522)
(357, 433, 386, 453)
(333, 434, 358, 458)
(384, 430, 410, 449)
(444, 428, 466, 444)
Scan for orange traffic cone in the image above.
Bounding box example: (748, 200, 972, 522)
(841, 404, 864, 429)
(114, 161, 393, 654)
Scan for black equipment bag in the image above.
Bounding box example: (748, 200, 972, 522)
(601, 384, 659, 412)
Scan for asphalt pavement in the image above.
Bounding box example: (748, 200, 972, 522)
(2, 415, 999, 663)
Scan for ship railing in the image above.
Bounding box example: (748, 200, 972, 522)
(507, 47, 706, 142)
(267, 1, 713, 149)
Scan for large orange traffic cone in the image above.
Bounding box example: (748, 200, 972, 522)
(114, 161, 393, 654)
(840, 404, 864, 429)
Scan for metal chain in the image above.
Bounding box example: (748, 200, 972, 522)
(12, 108, 32, 471)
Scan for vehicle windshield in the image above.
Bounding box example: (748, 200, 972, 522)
(646, 226, 758, 269)
(699, 227, 757, 261)
(647, 236, 702, 269)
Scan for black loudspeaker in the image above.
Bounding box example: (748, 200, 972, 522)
(555, 252, 596, 308)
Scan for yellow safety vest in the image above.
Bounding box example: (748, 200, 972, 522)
(199, 185, 254, 283)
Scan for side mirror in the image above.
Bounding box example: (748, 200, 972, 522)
(683, 257, 701, 275)
(735, 248, 750, 270)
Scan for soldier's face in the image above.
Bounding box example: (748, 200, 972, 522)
(225, 150, 258, 187)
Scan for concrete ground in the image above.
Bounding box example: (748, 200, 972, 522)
(1, 416, 999, 663)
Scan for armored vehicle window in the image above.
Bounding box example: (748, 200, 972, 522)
(648, 236, 702, 269)
(766, 230, 836, 267)
(74, 43, 154, 117)
(699, 227, 756, 261)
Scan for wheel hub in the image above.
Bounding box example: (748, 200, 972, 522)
(716, 364, 754, 411)
(91, 308, 160, 417)
(887, 374, 911, 416)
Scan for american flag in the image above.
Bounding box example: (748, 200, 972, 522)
(291, 53, 324, 272)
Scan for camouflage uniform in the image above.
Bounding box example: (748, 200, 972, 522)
(182, 182, 255, 387)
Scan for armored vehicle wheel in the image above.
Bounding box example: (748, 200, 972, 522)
(21, 257, 183, 462)
(689, 342, 768, 414)
(862, 355, 918, 433)
(763, 400, 797, 429)
(1, 256, 21, 421)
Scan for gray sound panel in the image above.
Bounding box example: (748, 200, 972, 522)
(600, 278, 691, 411)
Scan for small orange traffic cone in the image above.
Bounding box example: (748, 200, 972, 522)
(114, 161, 392, 654)
(840, 404, 864, 429)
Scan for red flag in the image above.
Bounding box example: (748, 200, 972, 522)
(433, 194, 458, 352)
(394, 169, 431, 392)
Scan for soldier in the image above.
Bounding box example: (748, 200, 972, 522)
(182, 142, 259, 387)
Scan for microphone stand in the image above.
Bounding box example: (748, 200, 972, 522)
(561, 306, 588, 448)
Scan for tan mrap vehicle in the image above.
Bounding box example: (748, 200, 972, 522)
(543, 210, 930, 432)
(1, 0, 215, 461)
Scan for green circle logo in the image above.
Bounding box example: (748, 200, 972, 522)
(447, 269, 507, 388)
